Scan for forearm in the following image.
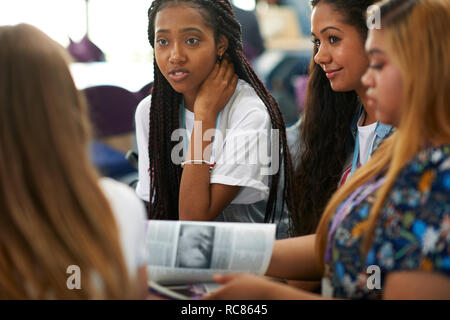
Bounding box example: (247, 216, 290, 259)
(209, 274, 329, 300)
(266, 234, 323, 281)
(179, 118, 216, 220)
(261, 280, 327, 300)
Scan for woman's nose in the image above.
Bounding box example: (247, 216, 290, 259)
(314, 45, 331, 66)
(361, 68, 373, 88)
(169, 43, 186, 64)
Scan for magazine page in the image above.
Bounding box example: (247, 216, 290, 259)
(145, 220, 276, 285)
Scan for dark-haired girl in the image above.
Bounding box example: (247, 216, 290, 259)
(291, 0, 394, 236)
(135, 0, 295, 238)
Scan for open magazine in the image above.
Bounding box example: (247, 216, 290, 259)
(145, 220, 276, 300)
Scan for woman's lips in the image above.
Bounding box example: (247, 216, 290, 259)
(325, 68, 343, 79)
(366, 97, 377, 109)
(169, 70, 190, 82)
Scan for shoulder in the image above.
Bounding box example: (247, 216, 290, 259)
(135, 95, 152, 121)
(233, 79, 265, 108)
(398, 144, 450, 187)
(372, 145, 450, 272)
(99, 177, 146, 223)
(227, 79, 269, 125)
(387, 145, 450, 209)
(99, 178, 147, 276)
(413, 145, 450, 208)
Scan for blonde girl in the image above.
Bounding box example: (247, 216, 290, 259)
(0, 24, 147, 299)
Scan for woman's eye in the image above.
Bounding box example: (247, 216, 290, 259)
(156, 39, 168, 46)
(369, 59, 384, 69)
(312, 38, 320, 47)
(186, 38, 199, 45)
(370, 64, 383, 70)
(329, 36, 340, 44)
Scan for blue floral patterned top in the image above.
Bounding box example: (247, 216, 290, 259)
(326, 144, 450, 299)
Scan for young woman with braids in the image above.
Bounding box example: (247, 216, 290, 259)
(207, 0, 450, 299)
(290, 0, 394, 237)
(0, 24, 148, 298)
(135, 0, 296, 238)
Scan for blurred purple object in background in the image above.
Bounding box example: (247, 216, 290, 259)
(67, 34, 105, 62)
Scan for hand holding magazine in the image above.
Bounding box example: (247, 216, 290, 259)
(146, 220, 276, 299)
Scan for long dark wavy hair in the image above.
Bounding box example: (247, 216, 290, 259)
(146, 0, 296, 222)
(292, 0, 377, 236)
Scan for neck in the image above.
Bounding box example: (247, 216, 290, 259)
(183, 93, 196, 112)
(356, 87, 377, 126)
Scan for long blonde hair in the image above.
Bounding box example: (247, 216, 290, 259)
(0, 24, 135, 299)
(316, 0, 450, 268)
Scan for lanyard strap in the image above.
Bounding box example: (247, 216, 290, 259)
(350, 131, 360, 177)
(180, 102, 222, 165)
(324, 176, 386, 264)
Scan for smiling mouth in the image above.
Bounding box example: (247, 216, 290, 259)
(325, 68, 343, 79)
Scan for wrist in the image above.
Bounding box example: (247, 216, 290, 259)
(193, 107, 218, 122)
(193, 116, 216, 129)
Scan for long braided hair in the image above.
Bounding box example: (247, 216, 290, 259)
(146, 0, 296, 223)
(292, 0, 377, 236)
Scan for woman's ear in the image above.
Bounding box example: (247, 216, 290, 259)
(217, 35, 229, 59)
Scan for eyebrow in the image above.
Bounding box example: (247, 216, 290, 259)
(367, 48, 385, 55)
(311, 26, 342, 37)
(156, 27, 204, 34)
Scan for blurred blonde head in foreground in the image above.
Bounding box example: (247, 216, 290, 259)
(0, 24, 136, 299)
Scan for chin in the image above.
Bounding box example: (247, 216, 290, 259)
(330, 82, 351, 92)
(329, 78, 354, 92)
(169, 83, 187, 94)
(375, 110, 394, 126)
(172, 87, 184, 94)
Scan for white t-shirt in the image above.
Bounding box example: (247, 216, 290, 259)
(134, 79, 283, 228)
(135, 79, 272, 205)
(357, 121, 377, 166)
(99, 177, 147, 279)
